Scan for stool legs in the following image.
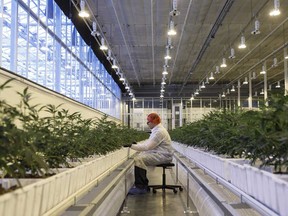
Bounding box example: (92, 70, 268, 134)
(148, 166, 183, 194)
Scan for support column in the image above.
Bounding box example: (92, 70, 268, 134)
(263, 61, 268, 106)
(284, 48, 288, 96)
(237, 80, 241, 107)
(248, 71, 252, 109)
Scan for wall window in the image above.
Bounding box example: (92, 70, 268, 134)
(0, 0, 121, 119)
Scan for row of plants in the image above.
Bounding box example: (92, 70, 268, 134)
(170, 93, 288, 173)
(0, 79, 148, 180)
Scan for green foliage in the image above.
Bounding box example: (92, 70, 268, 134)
(170, 95, 288, 171)
(0, 79, 148, 178)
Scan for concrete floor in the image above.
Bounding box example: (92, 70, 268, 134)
(118, 167, 199, 216)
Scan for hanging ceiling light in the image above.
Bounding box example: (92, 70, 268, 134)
(200, 82, 206, 88)
(194, 89, 199, 95)
(251, 19, 260, 35)
(166, 37, 173, 49)
(215, 66, 220, 74)
(162, 67, 168, 75)
(167, 20, 177, 36)
(106, 49, 112, 61)
(164, 49, 171, 60)
(79, 0, 90, 17)
(228, 48, 235, 59)
(205, 77, 209, 84)
(260, 65, 266, 74)
(100, 37, 108, 51)
(132, 97, 136, 101)
(161, 79, 166, 85)
(243, 77, 248, 85)
(209, 72, 214, 80)
(170, 0, 180, 16)
(160, 94, 164, 98)
(91, 22, 100, 37)
(252, 71, 256, 79)
(160, 89, 165, 93)
(254, 91, 258, 96)
(260, 89, 264, 95)
(227, 88, 230, 95)
(119, 75, 125, 82)
(231, 85, 235, 92)
(125, 85, 130, 90)
(112, 59, 118, 69)
(285, 55, 288, 60)
(221, 92, 226, 97)
(238, 35, 246, 49)
(269, 0, 280, 16)
(272, 57, 278, 67)
(275, 81, 281, 88)
(190, 94, 195, 100)
(220, 58, 227, 68)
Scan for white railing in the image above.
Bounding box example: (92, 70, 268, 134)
(0, 148, 132, 216)
(172, 142, 288, 216)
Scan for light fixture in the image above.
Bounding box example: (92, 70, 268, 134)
(125, 85, 130, 90)
(275, 81, 281, 88)
(119, 75, 125, 82)
(161, 80, 166, 85)
(194, 89, 199, 95)
(107, 49, 112, 61)
(228, 48, 235, 59)
(269, 0, 280, 16)
(220, 58, 227, 68)
(170, 0, 180, 16)
(160, 94, 164, 98)
(164, 49, 171, 60)
(167, 20, 177, 36)
(79, 0, 90, 18)
(112, 59, 118, 69)
(205, 77, 209, 84)
(163, 59, 169, 68)
(243, 77, 248, 85)
(254, 91, 258, 96)
(166, 37, 173, 49)
(201, 82, 205, 88)
(227, 89, 230, 95)
(100, 37, 108, 51)
(272, 57, 278, 67)
(162, 68, 168, 75)
(91, 22, 100, 37)
(132, 97, 136, 101)
(160, 89, 165, 92)
(221, 92, 226, 97)
(231, 85, 235, 92)
(129, 92, 133, 96)
(209, 72, 214, 80)
(215, 66, 220, 74)
(190, 94, 194, 100)
(252, 71, 256, 79)
(260, 65, 266, 75)
(285, 55, 288, 60)
(238, 35, 246, 49)
(260, 89, 264, 95)
(251, 19, 260, 35)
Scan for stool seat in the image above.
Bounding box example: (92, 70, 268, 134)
(156, 163, 175, 168)
(148, 162, 183, 194)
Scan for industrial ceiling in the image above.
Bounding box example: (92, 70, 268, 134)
(55, 0, 288, 99)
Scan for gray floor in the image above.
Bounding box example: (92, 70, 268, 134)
(118, 167, 199, 216)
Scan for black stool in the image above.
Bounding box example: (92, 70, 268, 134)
(148, 163, 183, 193)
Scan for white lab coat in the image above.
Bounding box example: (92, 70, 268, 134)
(131, 123, 173, 170)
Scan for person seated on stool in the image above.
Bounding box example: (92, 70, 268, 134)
(124, 113, 173, 195)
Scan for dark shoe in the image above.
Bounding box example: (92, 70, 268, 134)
(128, 187, 148, 195)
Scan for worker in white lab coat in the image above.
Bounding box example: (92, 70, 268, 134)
(125, 113, 173, 195)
